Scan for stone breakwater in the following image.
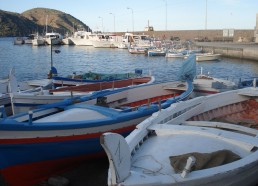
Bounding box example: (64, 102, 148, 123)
(195, 42, 258, 61)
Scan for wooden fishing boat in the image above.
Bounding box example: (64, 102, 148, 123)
(192, 68, 237, 97)
(196, 53, 221, 62)
(0, 55, 196, 186)
(128, 47, 147, 54)
(0, 80, 193, 186)
(0, 69, 52, 115)
(52, 67, 144, 87)
(11, 76, 155, 114)
(101, 85, 258, 186)
(147, 48, 167, 56)
(165, 50, 185, 58)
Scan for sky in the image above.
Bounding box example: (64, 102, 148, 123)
(0, 0, 257, 32)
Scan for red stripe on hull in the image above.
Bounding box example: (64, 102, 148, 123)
(0, 125, 136, 185)
(122, 93, 181, 108)
(0, 125, 136, 145)
(0, 152, 105, 186)
(194, 89, 219, 94)
(50, 77, 151, 93)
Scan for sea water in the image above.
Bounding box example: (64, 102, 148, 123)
(1, 37, 258, 84)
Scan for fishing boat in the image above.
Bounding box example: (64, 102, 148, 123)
(165, 50, 185, 58)
(101, 85, 258, 186)
(0, 69, 52, 115)
(192, 68, 237, 97)
(11, 76, 155, 114)
(196, 53, 221, 62)
(0, 55, 196, 186)
(147, 48, 167, 56)
(128, 46, 147, 54)
(52, 67, 145, 87)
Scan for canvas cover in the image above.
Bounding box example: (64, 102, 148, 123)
(178, 54, 196, 81)
(170, 150, 241, 173)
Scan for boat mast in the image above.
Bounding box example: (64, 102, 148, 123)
(46, 15, 48, 34)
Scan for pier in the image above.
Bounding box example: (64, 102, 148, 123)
(195, 42, 258, 61)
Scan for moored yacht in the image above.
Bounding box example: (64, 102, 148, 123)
(24, 34, 36, 44)
(45, 32, 63, 45)
(92, 34, 122, 48)
(69, 28, 93, 46)
(32, 33, 45, 46)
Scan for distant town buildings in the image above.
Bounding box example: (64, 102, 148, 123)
(144, 20, 154, 31)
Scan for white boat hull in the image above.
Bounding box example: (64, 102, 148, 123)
(92, 40, 118, 48)
(62, 38, 74, 45)
(32, 39, 45, 46)
(196, 53, 221, 62)
(70, 38, 93, 46)
(101, 87, 258, 186)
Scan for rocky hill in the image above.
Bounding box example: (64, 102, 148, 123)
(0, 8, 90, 37)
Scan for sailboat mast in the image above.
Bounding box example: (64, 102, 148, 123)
(46, 15, 48, 34)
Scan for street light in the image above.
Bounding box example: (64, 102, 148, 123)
(205, 0, 207, 30)
(48, 39, 60, 79)
(127, 7, 134, 33)
(98, 16, 104, 33)
(109, 13, 116, 33)
(163, 0, 167, 31)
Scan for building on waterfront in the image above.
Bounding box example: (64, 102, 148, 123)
(144, 20, 154, 31)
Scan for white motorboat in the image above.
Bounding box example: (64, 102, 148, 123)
(92, 34, 122, 48)
(196, 53, 222, 62)
(117, 43, 128, 49)
(69, 29, 93, 46)
(101, 85, 258, 186)
(62, 38, 74, 45)
(45, 32, 63, 45)
(24, 34, 35, 44)
(32, 33, 45, 46)
(124, 33, 152, 48)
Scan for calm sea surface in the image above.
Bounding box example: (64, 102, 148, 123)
(1, 37, 258, 185)
(1, 37, 258, 83)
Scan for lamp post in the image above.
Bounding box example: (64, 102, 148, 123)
(109, 13, 116, 33)
(98, 16, 104, 33)
(49, 39, 60, 79)
(205, 0, 207, 30)
(127, 7, 134, 33)
(163, 0, 167, 31)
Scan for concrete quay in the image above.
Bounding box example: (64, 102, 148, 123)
(195, 42, 258, 61)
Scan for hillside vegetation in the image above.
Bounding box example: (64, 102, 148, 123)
(0, 8, 90, 37)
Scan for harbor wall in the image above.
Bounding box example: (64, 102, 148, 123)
(195, 43, 258, 61)
(116, 29, 255, 42)
(116, 29, 258, 61)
